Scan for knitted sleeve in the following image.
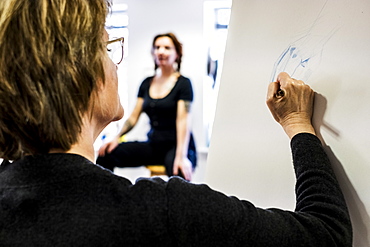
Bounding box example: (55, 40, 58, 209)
(166, 133, 352, 246)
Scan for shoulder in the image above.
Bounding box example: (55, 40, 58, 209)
(138, 76, 154, 95)
(0, 153, 133, 191)
(177, 75, 192, 85)
(140, 76, 153, 87)
(175, 75, 193, 92)
(173, 75, 193, 101)
(166, 176, 226, 198)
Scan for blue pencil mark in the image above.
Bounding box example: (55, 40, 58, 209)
(270, 0, 340, 82)
(290, 48, 297, 58)
(301, 58, 310, 67)
(271, 44, 315, 82)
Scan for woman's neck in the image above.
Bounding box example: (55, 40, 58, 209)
(156, 66, 178, 78)
(49, 115, 102, 163)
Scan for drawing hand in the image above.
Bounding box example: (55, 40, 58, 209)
(266, 72, 316, 139)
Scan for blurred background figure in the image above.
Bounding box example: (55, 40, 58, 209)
(97, 33, 197, 181)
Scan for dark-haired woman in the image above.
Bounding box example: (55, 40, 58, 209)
(97, 33, 197, 181)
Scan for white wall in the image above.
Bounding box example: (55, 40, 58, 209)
(206, 0, 370, 246)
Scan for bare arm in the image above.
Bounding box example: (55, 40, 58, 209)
(118, 97, 144, 137)
(173, 100, 193, 181)
(98, 97, 144, 156)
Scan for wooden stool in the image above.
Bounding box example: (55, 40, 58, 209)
(146, 165, 167, 177)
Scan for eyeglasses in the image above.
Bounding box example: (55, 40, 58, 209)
(106, 37, 124, 65)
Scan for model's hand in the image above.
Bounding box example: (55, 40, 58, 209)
(173, 157, 193, 181)
(98, 138, 120, 157)
(266, 72, 316, 139)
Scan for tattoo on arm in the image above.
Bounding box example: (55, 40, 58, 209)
(184, 101, 191, 113)
(120, 120, 133, 136)
(124, 120, 133, 130)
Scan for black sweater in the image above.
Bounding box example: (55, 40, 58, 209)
(0, 133, 352, 246)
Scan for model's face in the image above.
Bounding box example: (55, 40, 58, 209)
(152, 36, 178, 68)
(94, 31, 124, 126)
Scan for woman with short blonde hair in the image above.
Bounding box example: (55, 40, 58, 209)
(0, 0, 351, 246)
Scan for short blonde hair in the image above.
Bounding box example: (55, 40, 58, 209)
(0, 0, 111, 160)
